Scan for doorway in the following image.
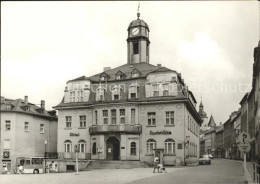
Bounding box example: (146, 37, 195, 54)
(106, 137, 120, 160)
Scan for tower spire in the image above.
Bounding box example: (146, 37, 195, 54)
(137, 2, 140, 19)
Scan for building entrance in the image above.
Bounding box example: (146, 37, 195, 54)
(106, 137, 120, 160)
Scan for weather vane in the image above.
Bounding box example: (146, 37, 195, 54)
(137, 2, 140, 19)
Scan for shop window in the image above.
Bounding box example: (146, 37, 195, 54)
(5, 120, 11, 131)
(66, 116, 72, 128)
(147, 112, 156, 126)
(64, 140, 72, 152)
(164, 139, 175, 154)
(103, 110, 108, 124)
(146, 139, 156, 154)
(79, 115, 86, 128)
(78, 140, 86, 153)
(130, 142, 136, 155)
(24, 122, 29, 132)
(92, 142, 97, 155)
(120, 109, 125, 124)
(166, 111, 174, 125)
(111, 109, 117, 124)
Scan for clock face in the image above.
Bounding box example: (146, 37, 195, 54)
(132, 28, 139, 36)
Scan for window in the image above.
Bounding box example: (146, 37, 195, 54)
(5, 120, 11, 131)
(166, 111, 174, 125)
(112, 86, 121, 100)
(188, 117, 190, 130)
(133, 42, 139, 54)
(164, 139, 175, 154)
(129, 85, 137, 99)
(66, 116, 72, 128)
(6, 104, 11, 110)
(96, 87, 105, 101)
(24, 122, 29, 132)
(103, 110, 108, 124)
(79, 115, 86, 128)
(162, 84, 169, 96)
(146, 139, 156, 154)
(3, 140, 10, 150)
(100, 76, 106, 81)
(120, 109, 125, 124)
(111, 109, 117, 124)
(152, 84, 159, 96)
(40, 124, 44, 133)
(147, 112, 156, 126)
(95, 111, 98, 125)
(78, 140, 86, 153)
(92, 142, 97, 155)
(130, 142, 136, 155)
(116, 74, 124, 80)
(64, 140, 72, 152)
(131, 73, 139, 78)
(131, 109, 136, 124)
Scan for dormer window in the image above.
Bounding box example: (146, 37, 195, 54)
(100, 76, 106, 81)
(129, 85, 138, 99)
(112, 86, 122, 100)
(132, 73, 139, 78)
(96, 87, 105, 101)
(116, 75, 123, 80)
(162, 83, 169, 96)
(152, 84, 159, 97)
(25, 106, 30, 112)
(6, 104, 11, 110)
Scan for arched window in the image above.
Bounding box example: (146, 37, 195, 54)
(164, 139, 175, 154)
(130, 142, 136, 155)
(78, 140, 86, 153)
(64, 140, 72, 153)
(146, 139, 156, 154)
(92, 142, 97, 155)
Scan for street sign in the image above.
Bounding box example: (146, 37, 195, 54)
(237, 132, 250, 143)
(238, 143, 251, 152)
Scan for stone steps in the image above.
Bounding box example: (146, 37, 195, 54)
(85, 160, 151, 170)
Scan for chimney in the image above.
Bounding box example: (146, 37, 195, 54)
(103, 67, 111, 72)
(41, 100, 45, 110)
(157, 64, 162, 68)
(24, 96, 28, 105)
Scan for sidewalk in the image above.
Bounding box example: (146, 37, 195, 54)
(221, 159, 256, 184)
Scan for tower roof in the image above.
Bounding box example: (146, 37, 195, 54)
(208, 115, 216, 127)
(128, 19, 149, 31)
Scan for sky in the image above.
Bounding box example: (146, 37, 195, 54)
(1, 1, 259, 124)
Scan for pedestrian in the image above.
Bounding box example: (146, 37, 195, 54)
(153, 155, 159, 173)
(18, 164, 23, 174)
(2, 164, 8, 174)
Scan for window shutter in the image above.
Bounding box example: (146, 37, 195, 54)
(169, 83, 177, 96)
(145, 84, 151, 98)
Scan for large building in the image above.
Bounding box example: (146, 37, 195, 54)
(0, 96, 58, 173)
(54, 13, 202, 169)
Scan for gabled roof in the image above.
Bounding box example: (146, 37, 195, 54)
(1, 97, 57, 120)
(239, 93, 248, 105)
(67, 76, 88, 83)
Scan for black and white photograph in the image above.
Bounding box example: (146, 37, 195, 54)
(1, 1, 260, 184)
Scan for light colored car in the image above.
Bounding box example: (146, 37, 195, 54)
(199, 155, 211, 165)
(208, 154, 214, 159)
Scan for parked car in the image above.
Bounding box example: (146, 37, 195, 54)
(199, 155, 211, 165)
(208, 154, 214, 159)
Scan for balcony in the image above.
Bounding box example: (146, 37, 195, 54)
(89, 124, 142, 135)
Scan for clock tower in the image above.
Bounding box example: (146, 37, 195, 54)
(127, 12, 150, 64)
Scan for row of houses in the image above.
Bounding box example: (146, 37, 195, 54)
(200, 42, 260, 183)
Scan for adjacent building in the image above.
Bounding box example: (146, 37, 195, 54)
(53, 13, 202, 170)
(215, 123, 224, 158)
(0, 96, 58, 173)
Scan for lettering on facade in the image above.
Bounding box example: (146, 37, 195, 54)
(70, 133, 80, 136)
(150, 130, 172, 135)
(128, 137, 138, 140)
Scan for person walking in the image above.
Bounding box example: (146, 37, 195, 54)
(153, 155, 159, 173)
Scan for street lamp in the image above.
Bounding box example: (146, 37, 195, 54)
(44, 140, 48, 173)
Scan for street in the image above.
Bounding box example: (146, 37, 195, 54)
(0, 159, 247, 184)
(129, 159, 247, 184)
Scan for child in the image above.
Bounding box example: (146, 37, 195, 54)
(157, 163, 167, 173)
